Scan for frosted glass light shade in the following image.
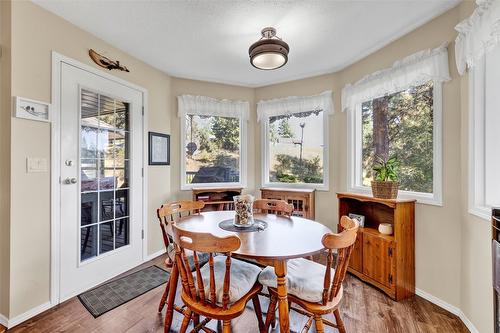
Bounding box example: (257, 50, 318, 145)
(251, 52, 287, 70)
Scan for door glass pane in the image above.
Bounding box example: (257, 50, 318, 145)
(115, 218, 129, 249)
(98, 129, 113, 160)
(99, 222, 114, 254)
(81, 225, 98, 261)
(115, 189, 129, 219)
(100, 190, 114, 221)
(81, 91, 99, 159)
(99, 95, 116, 129)
(116, 101, 129, 130)
(81, 159, 98, 192)
(80, 89, 131, 262)
(99, 168, 115, 190)
(114, 131, 129, 161)
(81, 127, 98, 159)
(116, 161, 129, 189)
(81, 192, 98, 226)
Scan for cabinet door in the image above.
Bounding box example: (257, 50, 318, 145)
(362, 233, 395, 288)
(286, 195, 309, 218)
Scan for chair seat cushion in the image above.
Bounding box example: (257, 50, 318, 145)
(258, 258, 334, 303)
(196, 256, 262, 306)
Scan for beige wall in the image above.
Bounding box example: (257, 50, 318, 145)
(8, 1, 170, 317)
(0, 0, 11, 319)
(169, 77, 256, 200)
(255, 3, 492, 332)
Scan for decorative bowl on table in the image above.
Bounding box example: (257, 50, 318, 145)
(233, 194, 254, 228)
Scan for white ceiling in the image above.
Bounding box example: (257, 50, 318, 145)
(33, 0, 460, 87)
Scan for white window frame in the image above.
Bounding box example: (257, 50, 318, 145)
(261, 111, 329, 191)
(347, 80, 443, 206)
(468, 56, 495, 221)
(180, 114, 247, 190)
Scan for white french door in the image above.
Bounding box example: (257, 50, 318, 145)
(59, 63, 144, 301)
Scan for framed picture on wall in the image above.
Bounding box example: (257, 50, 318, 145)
(14, 96, 51, 122)
(149, 132, 170, 165)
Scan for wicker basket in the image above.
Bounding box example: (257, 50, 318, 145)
(371, 181, 399, 199)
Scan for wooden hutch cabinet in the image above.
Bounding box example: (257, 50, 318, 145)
(337, 192, 415, 301)
(192, 187, 242, 212)
(260, 188, 315, 219)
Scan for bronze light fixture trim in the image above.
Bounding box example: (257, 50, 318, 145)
(249, 27, 290, 70)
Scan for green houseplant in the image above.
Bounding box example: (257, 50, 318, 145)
(371, 155, 400, 199)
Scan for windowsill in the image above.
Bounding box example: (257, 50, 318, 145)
(348, 186, 443, 206)
(262, 182, 329, 192)
(468, 206, 492, 222)
(181, 182, 245, 191)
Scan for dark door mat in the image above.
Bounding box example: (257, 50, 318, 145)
(78, 265, 169, 318)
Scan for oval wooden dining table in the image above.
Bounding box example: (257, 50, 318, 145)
(175, 210, 332, 333)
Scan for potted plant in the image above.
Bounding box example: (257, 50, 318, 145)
(371, 155, 400, 199)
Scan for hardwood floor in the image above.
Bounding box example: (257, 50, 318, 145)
(7, 254, 469, 333)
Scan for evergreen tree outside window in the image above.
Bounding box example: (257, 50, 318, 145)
(361, 81, 434, 193)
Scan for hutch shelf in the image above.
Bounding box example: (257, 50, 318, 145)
(337, 192, 415, 301)
(260, 188, 315, 219)
(192, 187, 242, 212)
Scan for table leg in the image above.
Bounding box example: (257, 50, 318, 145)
(274, 260, 290, 333)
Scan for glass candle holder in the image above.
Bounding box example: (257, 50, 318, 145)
(233, 194, 254, 227)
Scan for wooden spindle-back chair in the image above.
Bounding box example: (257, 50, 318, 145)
(253, 199, 294, 217)
(157, 200, 205, 264)
(172, 224, 265, 333)
(263, 216, 359, 333)
(156, 200, 205, 330)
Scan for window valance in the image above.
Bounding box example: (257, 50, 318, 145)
(455, 0, 500, 75)
(341, 44, 451, 112)
(177, 94, 250, 121)
(256, 91, 333, 122)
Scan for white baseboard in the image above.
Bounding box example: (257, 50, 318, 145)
(416, 288, 479, 333)
(6, 301, 52, 329)
(145, 248, 166, 262)
(0, 312, 8, 328)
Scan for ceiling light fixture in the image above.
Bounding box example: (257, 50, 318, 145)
(249, 27, 289, 70)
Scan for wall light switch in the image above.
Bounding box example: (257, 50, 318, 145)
(27, 157, 48, 173)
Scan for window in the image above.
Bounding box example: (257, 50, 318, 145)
(350, 81, 442, 204)
(345, 46, 449, 205)
(469, 43, 500, 220)
(183, 114, 242, 185)
(361, 82, 434, 193)
(178, 95, 248, 189)
(265, 111, 326, 186)
(259, 91, 332, 190)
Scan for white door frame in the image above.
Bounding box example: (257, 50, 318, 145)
(50, 51, 149, 305)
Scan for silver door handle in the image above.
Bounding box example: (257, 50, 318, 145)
(64, 177, 77, 184)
